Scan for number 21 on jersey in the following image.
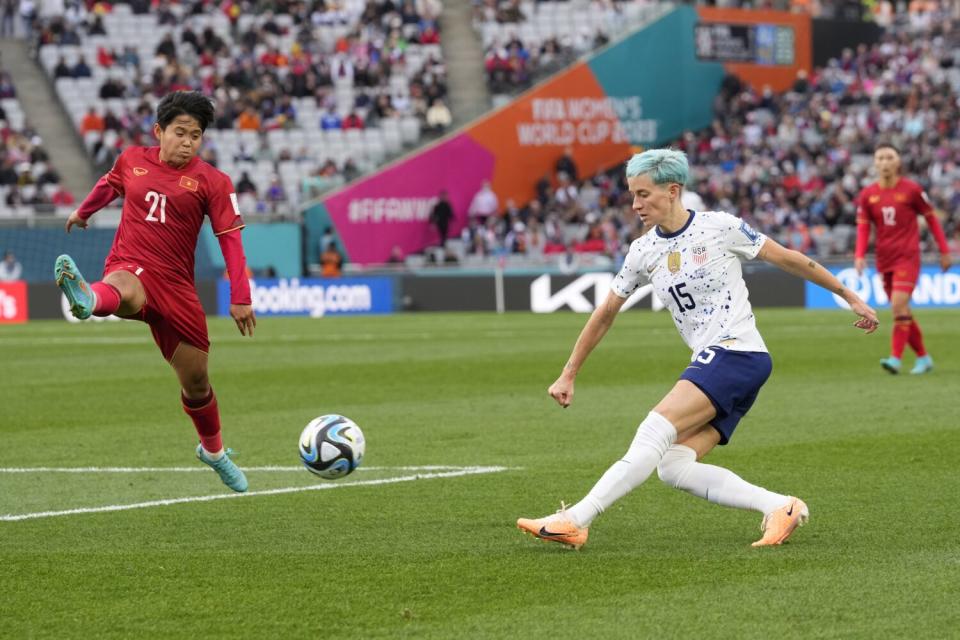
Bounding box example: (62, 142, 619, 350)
(145, 191, 167, 223)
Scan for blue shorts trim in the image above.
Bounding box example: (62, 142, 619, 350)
(679, 347, 772, 445)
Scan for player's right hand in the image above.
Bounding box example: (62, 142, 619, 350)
(65, 210, 87, 233)
(854, 257, 866, 275)
(230, 304, 256, 337)
(548, 375, 575, 408)
(849, 298, 879, 334)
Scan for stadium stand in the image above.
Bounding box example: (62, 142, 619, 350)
(35, 0, 447, 212)
(474, 0, 657, 97)
(3, 0, 957, 275)
(454, 14, 960, 267)
(0, 67, 77, 218)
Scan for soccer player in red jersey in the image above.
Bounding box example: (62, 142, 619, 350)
(54, 91, 256, 491)
(854, 143, 952, 375)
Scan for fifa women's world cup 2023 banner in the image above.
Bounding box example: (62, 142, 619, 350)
(311, 5, 810, 265)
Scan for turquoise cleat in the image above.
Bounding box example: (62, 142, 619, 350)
(880, 356, 901, 375)
(196, 445, 248, 492)
(910, 355, 934, 375)
(54, 254, 94, 320)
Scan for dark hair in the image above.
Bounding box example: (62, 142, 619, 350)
(874, 141, 901, 155)
(156, 91, 215, 132)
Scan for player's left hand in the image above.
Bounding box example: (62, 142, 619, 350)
(230, 304, 256, 337)
(849, 298, 879, 334)
(940, 253, 952, 272)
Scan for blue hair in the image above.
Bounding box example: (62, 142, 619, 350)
(625, 149, 689, 186)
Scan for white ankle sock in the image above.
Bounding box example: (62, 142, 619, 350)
(203, 447, 225, 461)
(657, 444, 790, 515)
(566, 411, 677, 528)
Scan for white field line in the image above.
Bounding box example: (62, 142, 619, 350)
(0, 465, 465, 473)
(0, 466, 508, 522)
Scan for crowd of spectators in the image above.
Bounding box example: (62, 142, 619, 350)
(14, 0, 960, 266)
(0, 68, 77, 215)
(34, 0, 450, 211)
(474, 0, 652, 95)
(445, 16, 960, 266)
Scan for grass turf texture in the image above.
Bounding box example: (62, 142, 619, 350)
(1, 309, 958, 638)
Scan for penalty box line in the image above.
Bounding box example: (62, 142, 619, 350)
(0, 466, 508, 523)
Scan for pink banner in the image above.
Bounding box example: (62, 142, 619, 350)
(324, 134, 495, 264)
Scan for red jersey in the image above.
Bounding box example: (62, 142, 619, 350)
(103, 146, 244, 283)
(855, 178, 933, 272)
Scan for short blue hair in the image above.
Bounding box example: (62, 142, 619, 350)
(625, 149, 689, 186)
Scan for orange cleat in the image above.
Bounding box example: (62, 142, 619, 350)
(517, 505, 588, 550)
(752, 497, 809, 547)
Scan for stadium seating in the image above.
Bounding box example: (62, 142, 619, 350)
(15, 1, 959, 266)
(36, 0, 445, 211)
(467, 23, 960, 264)
(474, 0, 659, 95)
(0, 77, 77, 218)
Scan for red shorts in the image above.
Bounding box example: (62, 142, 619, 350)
(105, 261, 209, 361)
(880, 261, 920, 299)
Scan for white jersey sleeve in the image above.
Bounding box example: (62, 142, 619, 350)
(717, 212, 767, 261)
(611, 237, 649, 299)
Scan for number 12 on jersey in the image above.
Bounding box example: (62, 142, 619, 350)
(668, 282, 696, 312)
(145, 191, 167, 223)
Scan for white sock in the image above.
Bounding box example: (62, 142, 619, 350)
(203, 447, 225, 461)
(657, 444, 791, 515)
(566, 411, 677, 528)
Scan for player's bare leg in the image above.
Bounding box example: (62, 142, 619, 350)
(658, 425, 807, 546)
(172, 343, 248, 492)
(102, 270, 146, 316)
(519, 381, 714, 549)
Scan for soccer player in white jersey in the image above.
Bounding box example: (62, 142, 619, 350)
(517, 149, 879, 549)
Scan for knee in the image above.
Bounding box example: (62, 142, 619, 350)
(657, 444, 697, 488)
(892, 305, 911, 319)
(181, 371, 210, 398)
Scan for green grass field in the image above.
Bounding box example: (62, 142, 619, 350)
(1, 309, 958, 638)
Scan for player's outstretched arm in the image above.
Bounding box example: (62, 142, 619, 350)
(757, 238, 879, 334)
(921, 210, 952, 272)
(66, 177, 121, 233)
(218, 230, 256, 337)
(548, 290, 627, 408)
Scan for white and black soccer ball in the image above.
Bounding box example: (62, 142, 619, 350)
(299, 414, 366, 479)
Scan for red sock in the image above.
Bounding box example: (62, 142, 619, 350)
(891, 316, 912, 359)
(182, 389, 223, 453)
(908, 319, 927, 357)
(91, 282, 121, 317)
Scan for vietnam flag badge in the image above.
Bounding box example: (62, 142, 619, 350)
(180, 175, 199, 192)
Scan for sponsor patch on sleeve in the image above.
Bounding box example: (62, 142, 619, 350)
(739, 220, 760, 243)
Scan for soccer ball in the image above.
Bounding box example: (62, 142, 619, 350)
(299, 414, 366, 479)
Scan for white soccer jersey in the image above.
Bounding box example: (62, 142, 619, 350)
(612, 210, 769, 358)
